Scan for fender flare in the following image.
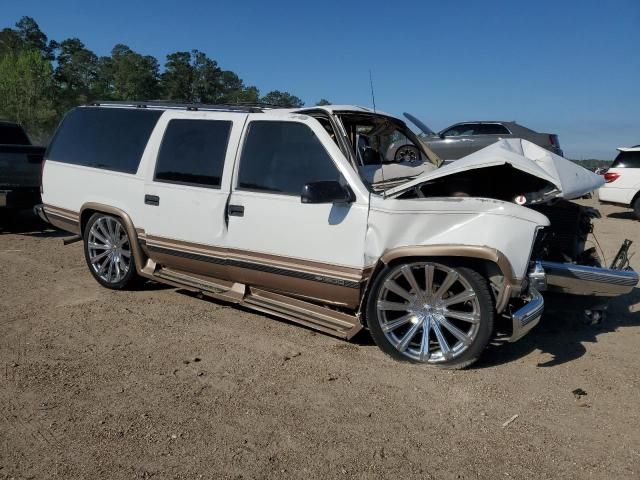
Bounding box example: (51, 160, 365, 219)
(362, 244, 521, 315)
(80, 202, 147, 275)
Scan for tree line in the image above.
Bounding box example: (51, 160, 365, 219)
(0, 17, 331, 143)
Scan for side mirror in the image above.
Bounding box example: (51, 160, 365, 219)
(301, 181, 354, 204)
(439, 132, 446, 139)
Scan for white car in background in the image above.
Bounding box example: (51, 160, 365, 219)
(598, 145, 640, 219)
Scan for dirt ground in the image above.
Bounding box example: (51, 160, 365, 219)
(1, 197, 639, 479)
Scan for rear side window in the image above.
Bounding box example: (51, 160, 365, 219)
(237, 121, 340, 195)
(154, 119, 231, 188)
(474, 124, 510, 135)
(611, 151, 640, 168)
(47, 107, 162, 173)
(0, 123, 30, 145)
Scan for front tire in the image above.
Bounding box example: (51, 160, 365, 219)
(366, 261, 494, 369)
(83, 213, 138, 289)
(633, 195, 640, 221)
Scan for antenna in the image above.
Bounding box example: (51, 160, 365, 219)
(369, 70, 377, 112)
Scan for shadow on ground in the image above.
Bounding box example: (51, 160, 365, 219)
(477, 288, 640, 368)
(607, 211, 638, 221)
(176, 285, 640, 370)
(0, 208, 67, 237)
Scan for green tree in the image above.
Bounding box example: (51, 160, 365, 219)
(316, 98, 331, 106)
(54, 38, 99, 110)
(161, 51, 195, 101)
(260, 90, 304, 107)
(0, 49, 56, 141)
(108, 44, 160, 100)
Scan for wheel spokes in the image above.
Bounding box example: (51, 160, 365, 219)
(381, 313, 414, 333)
(395, 320, 421, 352)
(439, 316, 472, 346)
(444, 310, 480, 324)
(419, 316, 431, 362)
(400, 265, 421, 294)
(384, 280, 415, 302)
(442, 289, 476, 307)
(431, 320, 452, 360)
(424, 264, 435, 295)
(435, 271, 459, 300)
(377, 300, 411, 311)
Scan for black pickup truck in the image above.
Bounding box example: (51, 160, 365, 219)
(0, 121, 45, 212)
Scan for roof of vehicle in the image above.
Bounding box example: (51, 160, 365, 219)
(84, 101, 401, 121)
(617, 145, 640, 152)
(441, 120, 537, 134)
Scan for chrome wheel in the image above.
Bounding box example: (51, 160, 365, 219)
(395, 145, 420, 162)
(87, 216, 131, 284)
(375, 262, 482, 364)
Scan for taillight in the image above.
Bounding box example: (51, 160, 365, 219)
(604, 172, 620, 183)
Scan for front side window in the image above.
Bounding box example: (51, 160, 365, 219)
(155, 119, 231, 188)
(237, 121, 340, 195)
(442, 124, 476, 137)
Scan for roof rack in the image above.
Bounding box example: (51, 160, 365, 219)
(87, 100, 264, 113)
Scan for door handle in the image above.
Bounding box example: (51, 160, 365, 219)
(145, 194, 160, 206)
(228, 204, 244, 217)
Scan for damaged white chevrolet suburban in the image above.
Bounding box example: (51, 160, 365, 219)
(35, 102, 639, 368)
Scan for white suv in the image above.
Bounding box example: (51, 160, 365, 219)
(598, 146, 640, 219)
(35, 102, 638, 368)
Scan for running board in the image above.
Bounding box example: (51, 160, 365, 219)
(152, 267, 362, 339)
(244, 288, 362, 339)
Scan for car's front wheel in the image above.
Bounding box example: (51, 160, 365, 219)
(83, 213, 138, 289)
(366, 261, 494, 369)
(633, 195, 640, 221)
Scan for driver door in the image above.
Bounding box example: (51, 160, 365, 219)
(224, 113, 370, 307)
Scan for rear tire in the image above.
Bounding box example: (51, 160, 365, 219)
(366, 260, 494, 369)
(633, 195, 640, 221)
(83, 213, 138, 290)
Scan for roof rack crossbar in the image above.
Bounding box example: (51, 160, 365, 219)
(87, 100, 263, 113)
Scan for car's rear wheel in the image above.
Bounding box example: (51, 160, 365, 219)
(83, 213, 137, 289)
(366, 261, 494, 369)
(633, 195, 640, 220)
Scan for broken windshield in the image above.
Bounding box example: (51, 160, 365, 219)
(336, 112, 442, 192)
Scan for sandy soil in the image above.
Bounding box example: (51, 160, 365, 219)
(1, 198, 639, 479)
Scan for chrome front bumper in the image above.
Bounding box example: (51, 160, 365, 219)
(537, 261, 638, 297)
(510, 287, 544, 342)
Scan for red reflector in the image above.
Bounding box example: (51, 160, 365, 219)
(604, 172, 620, 183)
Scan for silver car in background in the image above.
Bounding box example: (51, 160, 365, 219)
(389, 113, 564, 162)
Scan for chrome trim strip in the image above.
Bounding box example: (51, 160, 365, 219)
(147, 244, 361, 289)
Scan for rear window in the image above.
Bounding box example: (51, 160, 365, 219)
(154, 119, 231, 188)
(0, 123, 30, 145)
(47, 107, 162, 173)
(611, 151, 640, 168)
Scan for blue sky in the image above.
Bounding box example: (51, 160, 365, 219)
(3, 0, 639, 159)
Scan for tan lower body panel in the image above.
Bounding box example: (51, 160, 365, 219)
(150, 264, 362, 339)
(43, 204, 81, 235)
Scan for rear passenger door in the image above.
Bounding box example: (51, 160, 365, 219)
(140, 112, 246, 278)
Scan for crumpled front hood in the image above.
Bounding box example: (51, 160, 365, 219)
(384, 138, 604, 199)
